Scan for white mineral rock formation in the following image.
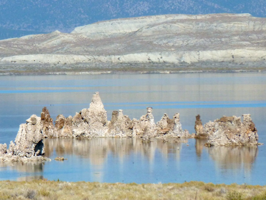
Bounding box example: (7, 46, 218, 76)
(0, 115, 50, 163)
(72, 92, 108, 137)
(156, 113, 190, 138)
(204, 114, 259, 146)
(108, 109, 133, 137)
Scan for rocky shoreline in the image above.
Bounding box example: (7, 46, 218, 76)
(0, 62, 266, 76)
(0, 92, 261, 164)
(0, 69, 265, 76)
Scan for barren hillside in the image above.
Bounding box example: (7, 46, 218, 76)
(0, 13, 266, 73)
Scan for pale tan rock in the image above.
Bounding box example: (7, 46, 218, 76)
(13, 115, 44, 157)
(205, 114, 259, 146)
(54, 115, 73, 138)
(156, 113, 190, 138)
(194, 114, 208, 138)
(7, 141, 15, 155)
(108, 110, 133, 137)
(72, 92, 108, 137)
(41, 107, 55, 138)
(0, 114, 47, 164)
(135, 107, 157, 138)
(172, 113, 190, 138)
(132, 118, 142, 137)
(55, 157, 67, 161)
(0, 144, 7, 155)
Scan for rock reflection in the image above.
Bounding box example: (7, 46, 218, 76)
(195, 139, 258, 173)
(0, 162, 44, 181)
(195, 139, 208, 158)
(208, 146, 258, 172)
(44, 138, 184, 165)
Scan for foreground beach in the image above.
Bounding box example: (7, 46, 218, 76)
(0, 180, 265, 200)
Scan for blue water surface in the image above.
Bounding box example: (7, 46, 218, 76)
(0, 73, 265, 185)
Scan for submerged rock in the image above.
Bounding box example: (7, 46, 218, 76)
(55, 157, 67, 161)
(204, 114, 259, 146)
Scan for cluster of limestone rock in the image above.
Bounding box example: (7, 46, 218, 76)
(194, 114, 259, 146)
(0, 92, 260, 163)
(41, 92, 190, 139)
(0, 115, 50, 163)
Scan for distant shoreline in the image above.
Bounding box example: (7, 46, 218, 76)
(0, 64, 266, 76)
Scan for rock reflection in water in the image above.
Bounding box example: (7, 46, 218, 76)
(195, 139, 208, 158)
(195, 138, 258, 174)
(0, 162, 44, 181)
(44, 138, 184, 165)
(208, 146, 258, 173)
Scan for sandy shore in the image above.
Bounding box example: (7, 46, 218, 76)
(0, 180, 265, 200)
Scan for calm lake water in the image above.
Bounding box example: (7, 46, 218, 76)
(0, 73, 266, 185)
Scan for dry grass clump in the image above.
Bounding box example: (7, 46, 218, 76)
(0, 180, 265, 200)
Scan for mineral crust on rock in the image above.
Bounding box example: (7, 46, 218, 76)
(194, 115, 208, 138)
(72, 92, 108, 137)
(54, 115, 73, 138)
(172, 113, 190, 138)
(0, 144, 7, 155)
(0, 115, 50, 163)
(41, 107, 55, 138)
(108, 110, 133, 137)
(13, 115, 44, 157)
(134, 107, 157, 138)
(0, 91, 191, 164)
(156, 113, 190, 138)
(204, 114, 259, 146)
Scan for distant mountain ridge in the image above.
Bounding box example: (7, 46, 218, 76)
(1, 0, 266, 39)
(1, 13, 266, 73)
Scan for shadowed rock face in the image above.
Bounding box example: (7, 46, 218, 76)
(194, 115, 208, 138)
(13, 115, 44, 157)
(41, 107, 55, 138)
(204, 114, 259, 146)
(0, 115, 50, 164)
(54, 115, 73, 138)
(157, 113, 174, 135)
(0, 144, 7, 155)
